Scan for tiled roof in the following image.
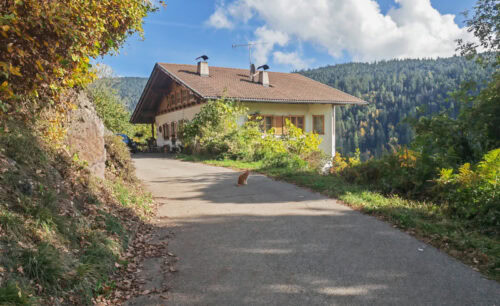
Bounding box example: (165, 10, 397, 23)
(158, 63, 368, 105)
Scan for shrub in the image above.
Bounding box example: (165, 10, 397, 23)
(181, 99, 248, 156)
(437, 148, 500, 226)
(104, 135, 137, 183)
(181, 99, 325, 171)
(331, 147, 438, 198)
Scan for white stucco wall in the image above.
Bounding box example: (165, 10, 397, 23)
(155, 104, 203, 147)
(154, 102, 336, 156)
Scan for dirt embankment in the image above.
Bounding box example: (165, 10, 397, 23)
(0, 89, 156, 305)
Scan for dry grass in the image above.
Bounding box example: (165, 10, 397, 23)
(0, 122, 155, 304)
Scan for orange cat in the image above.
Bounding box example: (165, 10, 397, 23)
(237, 170, 250, 186)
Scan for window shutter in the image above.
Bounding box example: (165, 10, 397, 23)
(273, 116, 284, 135)
(162, 124, 167, 140)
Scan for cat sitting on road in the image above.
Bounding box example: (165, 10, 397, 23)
(237, 170, 250, 186)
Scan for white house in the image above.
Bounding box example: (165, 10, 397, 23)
(130, 61, 368, 156)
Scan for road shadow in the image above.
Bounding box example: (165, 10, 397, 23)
(160, 212, 499, 305)
(150, 170, 324, 205)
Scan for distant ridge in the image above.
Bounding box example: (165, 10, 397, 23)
(92, 77, 148, 112)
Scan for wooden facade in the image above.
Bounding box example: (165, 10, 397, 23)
(155, 81, 202, 116)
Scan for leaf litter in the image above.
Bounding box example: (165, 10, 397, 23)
(93, 221, 177, 305)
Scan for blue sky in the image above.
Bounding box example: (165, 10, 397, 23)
(98, 0, 478, 77)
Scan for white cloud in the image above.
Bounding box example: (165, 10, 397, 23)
(206, 0, 476, 62)
(205, 5, 233, 29)
(273, 51, 310, 70)
(253, 26, 289, 65)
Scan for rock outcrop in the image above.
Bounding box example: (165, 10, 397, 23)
(64, 90, 106, 178)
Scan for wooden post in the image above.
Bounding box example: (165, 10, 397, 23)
(151, 122, 155, 139)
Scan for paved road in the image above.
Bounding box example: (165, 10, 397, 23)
(133, 155, 500, 305)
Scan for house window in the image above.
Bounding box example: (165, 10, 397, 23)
(263, 116, 273, 132)
(285, 115, 305, 131)
(176, 90, 181, 105)
(313, 115, 324, 135)
(171, 122, 176, 138)
(163, 124, 169, 140)
(255, 115, 286, 134)
(255, 115, 274, 132)
(182, 90, 188, 104)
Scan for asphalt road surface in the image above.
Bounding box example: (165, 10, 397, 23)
(131, 154, 499, 305)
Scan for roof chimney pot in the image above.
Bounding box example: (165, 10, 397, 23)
(197, 61, 209, 77)
(258, 70, 269, 87)
(249, 64, 256, 82)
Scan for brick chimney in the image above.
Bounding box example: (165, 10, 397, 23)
(258, 70, 269, 87)
(197, 61, 209, 77)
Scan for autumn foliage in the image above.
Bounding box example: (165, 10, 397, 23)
(0, 0, 158, 119)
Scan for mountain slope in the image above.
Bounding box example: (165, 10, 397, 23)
(92, 77, 148, 112)
(299, 56, 493, 157)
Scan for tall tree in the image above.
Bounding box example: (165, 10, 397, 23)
(411, 0, 499, 167)
(0, 0, 162, 120)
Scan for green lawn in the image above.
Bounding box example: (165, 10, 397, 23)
(177, 154, 500, 282)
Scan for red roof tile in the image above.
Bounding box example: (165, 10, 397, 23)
(158, 63, 367, 105)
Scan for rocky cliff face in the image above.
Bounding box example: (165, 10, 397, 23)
(64, 90, 107, 178)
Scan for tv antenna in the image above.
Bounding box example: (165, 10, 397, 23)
(232, 42, 268, 66)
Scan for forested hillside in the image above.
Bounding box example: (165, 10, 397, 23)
(92, 77, 148, 112)
(299, 56, 493, 157)
(104, 56, 492, 157)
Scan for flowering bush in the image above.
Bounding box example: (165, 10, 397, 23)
(181, 99, 324, 170)
(437, 148, 500, 225)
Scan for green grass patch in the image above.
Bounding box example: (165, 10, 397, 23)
(0, 211, 24, 240)
(177, 154, 500, 282)
(0, 281, 33, 305)
(100, 211, 129, 248)
(20, 243, 65, 292)
(111, 180, 153, 216)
